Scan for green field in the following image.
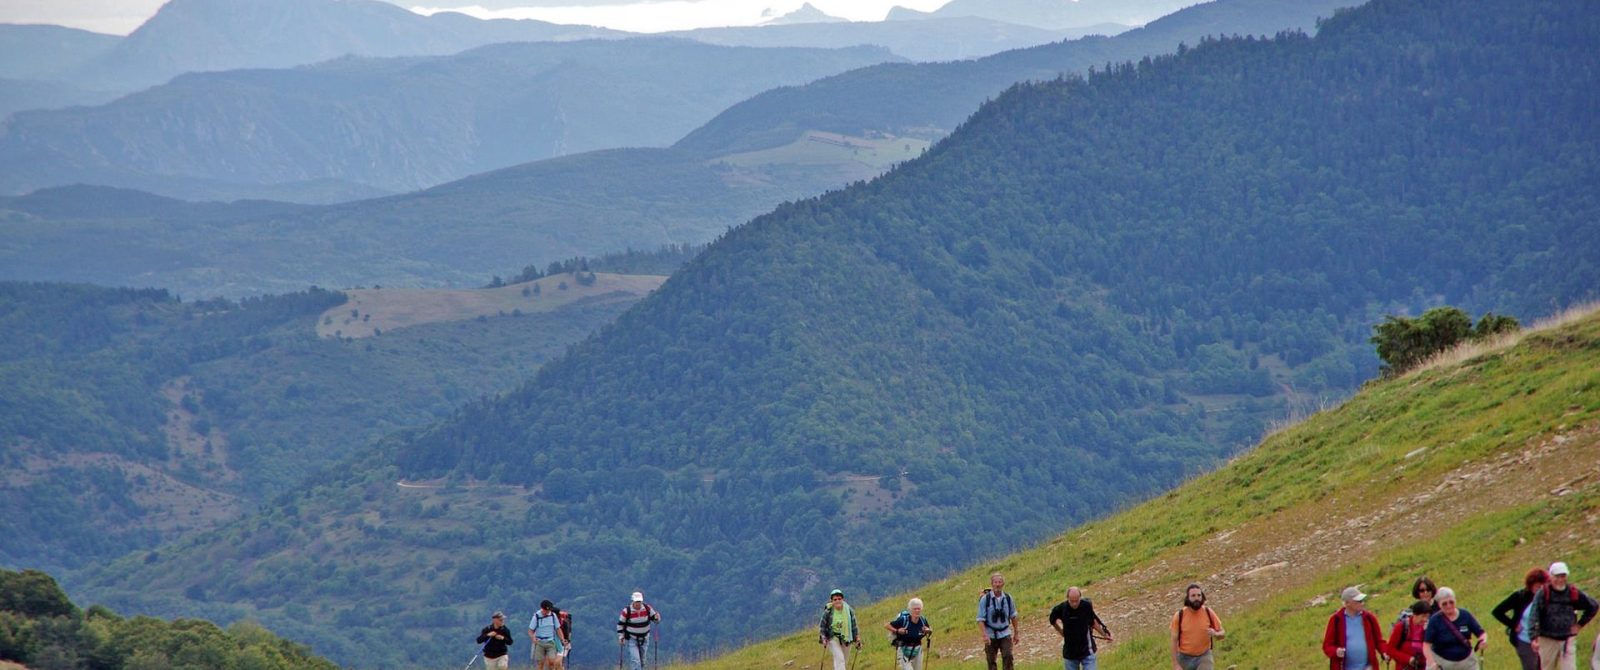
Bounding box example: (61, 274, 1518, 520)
(671, 306, 1600, 669)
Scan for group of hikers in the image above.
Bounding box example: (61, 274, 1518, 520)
(1318, 563, 1597, 670)
(469, 561, 1596, 670)
(470, 592, 659, 670)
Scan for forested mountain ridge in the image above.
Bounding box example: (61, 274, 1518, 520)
(0, 265, 670, 573)
(79, 0, 1600, 667)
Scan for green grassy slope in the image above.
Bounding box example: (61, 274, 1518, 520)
(673, 307, 1600, 669)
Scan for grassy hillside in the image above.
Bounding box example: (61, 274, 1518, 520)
(672, 306, 1600, 669)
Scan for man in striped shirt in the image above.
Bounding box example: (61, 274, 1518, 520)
(617, 591, 661, 670)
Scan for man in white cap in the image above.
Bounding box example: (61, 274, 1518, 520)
(1322, 586, 1383, 670)
(617, 590, 661, 670)
(1531, 562, 1598, 670)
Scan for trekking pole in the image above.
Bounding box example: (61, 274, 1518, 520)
(849, 642, 860, 670)
(464, 642, 487, 670)
(652, 628, 659, 670)
(617, 639, 624, 670)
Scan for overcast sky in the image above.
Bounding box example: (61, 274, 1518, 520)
(0, 0, 954, 35)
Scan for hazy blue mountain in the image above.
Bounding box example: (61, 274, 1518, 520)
(0, 39, 899, 199)
(678, 0, 1360, 155)
(75, 2, 1600, 668)
(673, 15, 1121, 62)
(764, 3, 848, 25)
(0, 24, 120, 80)
(892, 0, 1203, 29)
(67, 0, 622, 91)
(0, 147, 836, 297)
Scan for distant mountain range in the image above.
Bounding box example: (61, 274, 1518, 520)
(0, 0, 1358, 300)
(0, 39, 898, 199)
(678, 0, 1364, 155)
(889, 0, 1202, 29)
(73, 2, 1600, 668)
(65, 0, 620, 91)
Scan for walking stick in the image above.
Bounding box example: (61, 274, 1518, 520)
(849, 641, 861, 670)
(652, 628, 659, 670)
(464, 642, 487, 670)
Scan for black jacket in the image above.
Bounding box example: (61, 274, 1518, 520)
(478, 624, 515, 659)
(1049, 599, 1105, 660)
(1491, 588, 1537, 643)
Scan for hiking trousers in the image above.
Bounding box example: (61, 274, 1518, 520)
(1434, 656, 1480, 670)
(894, 649, 925, 670)
(1513, 638, 1541, 670)
(984, 635, 1015, 670)
(1541, 636, 1580, 670)
(1063, 653, 1097, 670)
(827, 638, 850, 670)
(624, 638, 648, 670)
(1174, 650, 1213, 670)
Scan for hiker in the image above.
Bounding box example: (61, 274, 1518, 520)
(528, 600, 563, 670)
(1398, 577, 1442, 623)
(1386, 600, 1432, 670)
(818, 589, 860, 670)
(1170, 583, 1224, 670)
(1322, 586, 1384, 670)
(1049, 586, 1111, 670)
(617, 590, 661, 670)
(1423, 587, 1488, 670)
(1491, 568, 1551, 670)
(477, 611, 515, 670)
(885, 597, 933, 670)
(978, 573, 1019, 670)
(552, 603, 572, 670)
(1530, 562, 1598, 670)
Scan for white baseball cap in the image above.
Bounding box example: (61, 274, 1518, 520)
(631, 591, 645, 602)
(1550, 562, 1571, 576)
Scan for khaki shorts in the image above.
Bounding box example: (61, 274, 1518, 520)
(485, 655, 509, 670)
(533, 639, 560, 662)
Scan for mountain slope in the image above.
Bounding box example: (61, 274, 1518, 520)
(677, 0, 1360, 155)
(677, 307, 1600, 669)
(77, 0, 1600, 667)
(0, 39, 899, 198)
(67, 0, 619, 90)
(0, 270, 664, 573)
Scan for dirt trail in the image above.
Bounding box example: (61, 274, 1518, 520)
(946, 423, 1600, 666)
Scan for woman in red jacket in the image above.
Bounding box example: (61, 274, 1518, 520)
(1323, 586, 1386, 670)
(1387, 601, 1432, 669)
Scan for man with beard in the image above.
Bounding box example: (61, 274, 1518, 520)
(1171, 583, 1225, 670)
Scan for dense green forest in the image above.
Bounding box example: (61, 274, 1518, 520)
(76, 0, 1600, 667)
(0, 568, 337, 670)
(0, 257, 674, 573)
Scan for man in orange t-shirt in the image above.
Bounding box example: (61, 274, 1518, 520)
(1171, 584, 1225, 670)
